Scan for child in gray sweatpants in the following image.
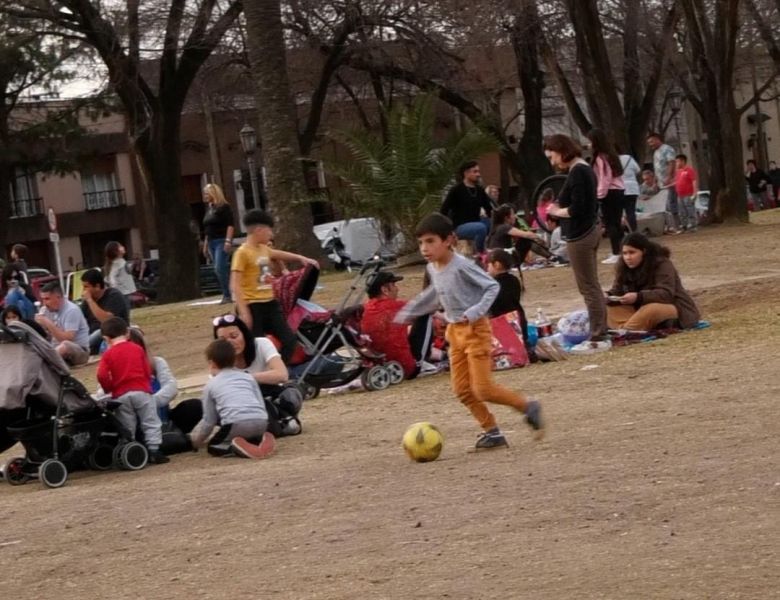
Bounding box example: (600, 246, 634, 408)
(96, 317, 167, 464)
(189, 339, 275, 459)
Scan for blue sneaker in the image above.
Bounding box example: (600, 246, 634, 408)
(525, 399, 544, 440)
(475, 428, 509, 450)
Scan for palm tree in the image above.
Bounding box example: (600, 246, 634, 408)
(326, 95, 499, 254)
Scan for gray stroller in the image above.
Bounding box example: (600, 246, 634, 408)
(0, 322, 148, 488)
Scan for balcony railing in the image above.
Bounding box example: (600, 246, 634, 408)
(84, 188, 126, 211)
(10, 197, 43, 218)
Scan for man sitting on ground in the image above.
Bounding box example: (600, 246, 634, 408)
(35, 281, 91, 366)
(361, 271, 434, 380)
(440, 161, 493, 253)
(80, 269, 130, 354)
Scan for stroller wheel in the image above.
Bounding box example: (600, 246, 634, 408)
(385, 361, 405, 385)
(87, 444, 115, 471)
(301, 382, 320, 400)
(4, 457, 30, 486)
(40, 459, 68, 489)
(118, 442, 149, 471)
(361, 365, 391, 391)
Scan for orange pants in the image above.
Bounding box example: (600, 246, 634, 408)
(607, 303, 678, 331)
(446, 317, 528, 431)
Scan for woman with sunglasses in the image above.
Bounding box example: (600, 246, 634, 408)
(214, 314, 303, 434)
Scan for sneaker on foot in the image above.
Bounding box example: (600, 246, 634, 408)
(601, 254, 619, 265)
(475, 428, 509, 450)
(231, 432, 276, 459)
(148, 449, 170, 464)
(524, 399, 544, 440)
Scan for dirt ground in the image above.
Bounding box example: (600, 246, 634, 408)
(2, 212, 779, 599)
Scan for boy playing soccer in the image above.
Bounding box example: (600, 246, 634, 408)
(230, 209, 319, 362)
(189, 339, 276, 459)
(397, 214, 543, 449)
(96, 317, 168, 464)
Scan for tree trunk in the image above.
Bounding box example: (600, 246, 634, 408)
(243, 0, 322, 259)
(136, 109, 201, 302)
(511, 0, 553, 208)
(0, 163, 12, 251)
(566, 0, 629, 150)
(680, 0, 746, 222)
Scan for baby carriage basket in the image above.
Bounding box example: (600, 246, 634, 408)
(0, 322, 148, 488)
(273, 261, 405, 399)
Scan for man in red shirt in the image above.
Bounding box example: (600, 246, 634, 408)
(674, 154, 699, 233)
(97, 317, 168, 463)
(361, 271, 432, 379)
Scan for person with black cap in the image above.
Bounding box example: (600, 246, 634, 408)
(361, 270, 434, 380)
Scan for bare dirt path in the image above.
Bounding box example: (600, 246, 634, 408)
(1, 213, 779, 599)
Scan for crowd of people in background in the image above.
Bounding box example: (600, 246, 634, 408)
(8, 128, 779, 462)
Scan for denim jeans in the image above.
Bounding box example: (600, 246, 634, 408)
(678, 195, 697, 230)
(4, 288, 35, 320)
(455, 219, 490, 252)
(208, 238, 232, 300)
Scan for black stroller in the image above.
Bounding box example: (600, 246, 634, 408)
(0, 322, 148, 488)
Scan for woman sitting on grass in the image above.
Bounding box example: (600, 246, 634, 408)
(606, 232, 700, 331)
(214, 314, 302, 435)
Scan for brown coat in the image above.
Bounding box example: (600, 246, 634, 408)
(609, 258, 701, 328)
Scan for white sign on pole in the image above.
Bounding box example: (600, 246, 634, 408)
(47, 207, 58, 232)
(49, 232, 60, 243)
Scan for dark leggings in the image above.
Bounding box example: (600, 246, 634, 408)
(248, 300, 297, 363)
(623, 194, 638, 232)
(601, 189, 626, 255)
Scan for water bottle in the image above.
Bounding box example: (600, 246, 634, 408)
(536, 308, 552, 338)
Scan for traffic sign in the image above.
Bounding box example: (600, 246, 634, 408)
(49, 232, 60, 243)
(47, 208, 58, 232)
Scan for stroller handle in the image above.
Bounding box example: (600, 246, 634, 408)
(359, 257, 385, 274)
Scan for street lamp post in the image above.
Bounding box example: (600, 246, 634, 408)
(239, 124, 263, 210)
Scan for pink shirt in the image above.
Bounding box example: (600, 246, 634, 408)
(593, 156, 625, 199)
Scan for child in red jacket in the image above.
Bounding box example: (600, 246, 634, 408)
(97, 317, 168, 464)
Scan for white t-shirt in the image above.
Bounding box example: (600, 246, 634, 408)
(246, 337, 281, 374)
(620, 155, 641, 196)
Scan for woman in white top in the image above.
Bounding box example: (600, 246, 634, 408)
(620, 154, 642, 232)
(212, 314, 302, 436)
(103, 241, 137, 298)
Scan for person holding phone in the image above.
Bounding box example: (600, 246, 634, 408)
(605, 232, 700, 331)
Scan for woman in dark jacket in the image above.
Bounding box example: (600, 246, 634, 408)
(606, 232, 700, 330)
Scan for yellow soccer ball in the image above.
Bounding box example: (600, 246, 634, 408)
(402, 422, 444, 463)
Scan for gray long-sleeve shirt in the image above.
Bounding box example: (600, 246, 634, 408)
(201, 368, 267, 428)
(397, 253, 499, 324)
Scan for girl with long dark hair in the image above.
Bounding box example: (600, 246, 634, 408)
(606, 232, 700, 331)
(544, 134, 608, 344)
(587, 128, 625, 265)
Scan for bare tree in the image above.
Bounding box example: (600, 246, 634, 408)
(4, 0, 242, 301)
(744, 0, 780, 70)
(677, 0, 747, 221)
(0, 11, 87, 251)
(544, 0, 678, 157)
